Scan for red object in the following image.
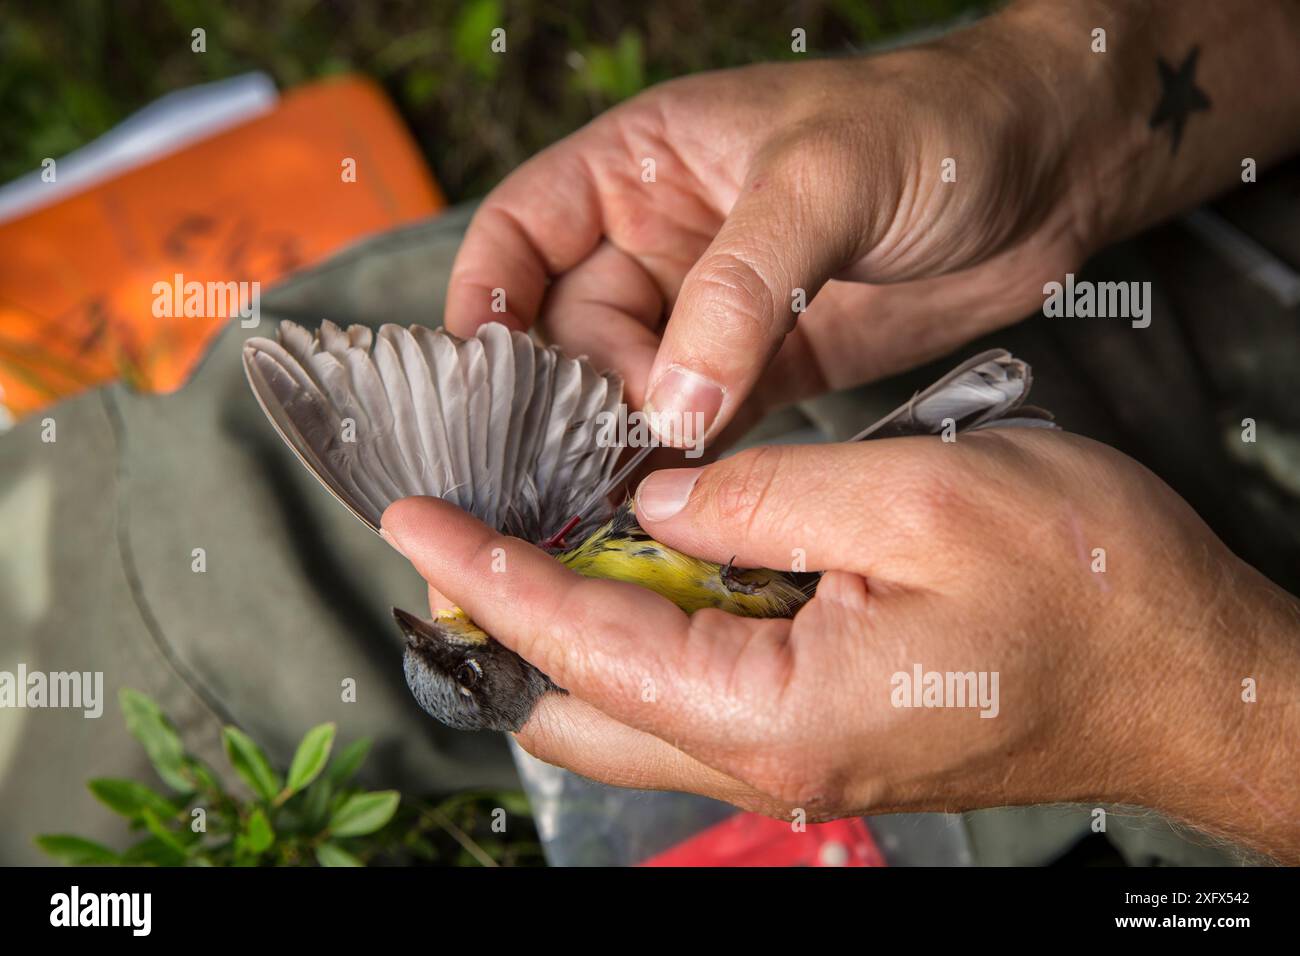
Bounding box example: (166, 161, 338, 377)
(538, 513, 582, 550)
(640, 813, 886, 867)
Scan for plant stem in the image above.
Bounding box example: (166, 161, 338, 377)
(420, 805, 498, 867)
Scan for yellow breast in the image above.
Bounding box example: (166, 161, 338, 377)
(557, 521, 805, 618)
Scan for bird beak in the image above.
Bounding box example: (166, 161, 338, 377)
(392, 607, 436, 649)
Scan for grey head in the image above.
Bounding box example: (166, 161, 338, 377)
(393, 608, 559, 733)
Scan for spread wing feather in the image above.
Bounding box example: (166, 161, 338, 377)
(242, 321, 628, 540)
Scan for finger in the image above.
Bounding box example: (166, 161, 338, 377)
(515, 695, 784, 814)
(614, 320, 830, 492)
(426, 583, 454, 613)
(538, 241, 663, 408)
(633, 440, 943, 576)
(642, 143, 868, 448)
(381, 496, 777, 742)
(444, 133, 606, 337)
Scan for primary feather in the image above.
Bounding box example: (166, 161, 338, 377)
(242, 321, 629, 543)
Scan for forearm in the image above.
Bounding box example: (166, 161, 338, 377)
(964, 2, 1300, 856)
(984, 0, 1300, 252)
(1143, 561, 1300, 863)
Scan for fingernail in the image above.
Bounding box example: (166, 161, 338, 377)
(644, 365, 725, 448)
(636, 468, 702, 522)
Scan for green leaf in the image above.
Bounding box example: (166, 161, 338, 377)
(453, 0, 503, 78)
(613, 30, 646, 99)
(180, 757, 222, 796)
(88, 778, 181, 821)
(328, 790, 400, 837)
(325, 738, 371, 786)
(492, 791, 533, 818)
(300, 779, 334, 833)
(282, 723, 334, 800)
(316, 842, 364, 867)
(403, 70, 439, 108)
(119, 689, 192, 793)
(243, 807, 275, 855)
(35, 834, 119, 865)
(120, 836, 188, 867)
(139, 808, 190, 855)
(572, 30, 645, 102)
(221, 726, 282, 802)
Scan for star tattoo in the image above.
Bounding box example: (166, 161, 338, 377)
(1149, 46, 1211, 154)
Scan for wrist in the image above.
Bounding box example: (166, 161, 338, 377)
(1121, 557, 1300, 861)
(1001, 0, 1300, 250)
(970, 0, 1139, 256)
(902, 2, 1103, 255)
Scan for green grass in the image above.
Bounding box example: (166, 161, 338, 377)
(0, 0, 990, 200)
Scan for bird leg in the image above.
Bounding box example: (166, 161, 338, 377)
(538, 514, 582, 551)
(720, 556, 766, 594)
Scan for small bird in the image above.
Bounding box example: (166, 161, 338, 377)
(244, 321, 1052, 732)
(389, 502, 811, 732)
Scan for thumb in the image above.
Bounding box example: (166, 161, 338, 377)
(644, 144, 866, 448)
(632, 443, 910, 575)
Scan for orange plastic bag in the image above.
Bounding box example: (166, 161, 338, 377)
(0, 76, 443, 422)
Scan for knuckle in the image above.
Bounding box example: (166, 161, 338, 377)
(772, 121, 860, 184)
(688, 250, 783, 341)
(886, 445, 971, 542)
(764, 123, 872, 250)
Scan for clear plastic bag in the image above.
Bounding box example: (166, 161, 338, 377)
(511, 742, 973, 866)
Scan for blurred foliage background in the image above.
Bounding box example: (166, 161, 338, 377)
(1, 0, 990, 199)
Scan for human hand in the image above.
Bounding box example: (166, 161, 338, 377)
(445, 0, 1300, 457)
(382, 429, 1300, 862)
(444, 9, 1092, 449)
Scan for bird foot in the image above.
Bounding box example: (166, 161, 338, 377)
(720, 556, 765, 594)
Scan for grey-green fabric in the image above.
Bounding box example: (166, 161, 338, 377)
(0, 205, 518, 866)
(4, 156, 1298, 865)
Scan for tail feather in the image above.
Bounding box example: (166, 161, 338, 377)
(850, 349, 1055, 441)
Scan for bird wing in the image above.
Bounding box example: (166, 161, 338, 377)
(849, 349, 1055, 441)
(242, 320, 629, 542)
